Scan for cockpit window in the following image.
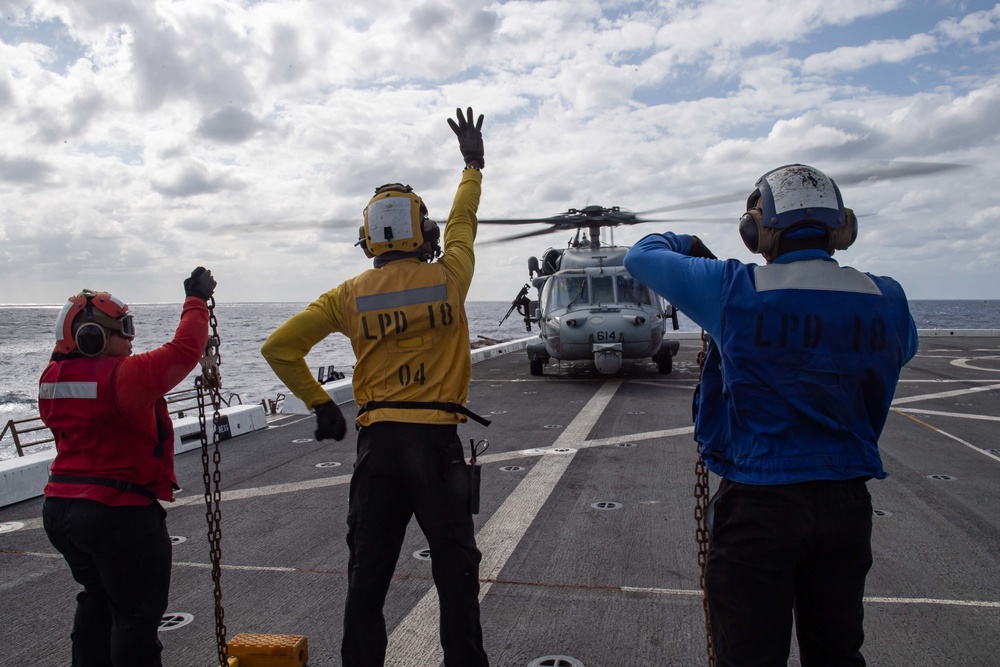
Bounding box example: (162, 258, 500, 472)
(616, 275, 652, 305)
(591, 276, 614, 304)
(543, 273, 662, 309)
(545, 276, 588, 309)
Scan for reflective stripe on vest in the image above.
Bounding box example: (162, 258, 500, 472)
(755, 260, 882, 294)
(38, 381, 98, 399)
(355, 284, 449, 312)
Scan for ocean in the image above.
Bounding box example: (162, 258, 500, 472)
(2, 300, 998, 460)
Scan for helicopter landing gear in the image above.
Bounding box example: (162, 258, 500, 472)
(655, 352, 672, 374)
(653, 340, 680, 374)
(527, 343, 549, 376)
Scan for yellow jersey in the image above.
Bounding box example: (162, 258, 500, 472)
(262, 168, 482, 426)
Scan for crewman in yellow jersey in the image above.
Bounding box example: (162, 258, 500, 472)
(261, 107, 489, 667)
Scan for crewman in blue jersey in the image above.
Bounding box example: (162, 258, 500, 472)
(624, 164, 918, 667)
(262, 107, 489, 667)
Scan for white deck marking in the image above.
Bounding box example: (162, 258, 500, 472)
(5, 549, 998, 611)
(1, 517, 42, 531)
(862, 596, 1000, 608)
(384, 381, 624, 666)
(8, 425, 696, 534)
(629, 380, 700, 391)
(169, 475, 352, 507)
(898, 379, 1000, 383)
(893, 411, 1000, 464)
(5, 549, 1000, 612)
(890, 382, 1000, 406)
(893, 408, 1000, 422)
(583, 427, 693, 449)
(264, 415, 314, 428)
(952, 355, 1000, 372)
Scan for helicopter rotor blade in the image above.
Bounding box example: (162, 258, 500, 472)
(830, 161, 969, 186)
(481, 226, 567, 244)
(619, 215, 734, 226)
(216, 218, 355, 233)
(635, 193, 746, 216)
(479, 216, 571, 225)
(636, 217, 734, 225)
(636, 161, 970, 216)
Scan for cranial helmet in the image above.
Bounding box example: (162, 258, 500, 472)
(361, 184, 439, 258)
(54, 289, 134, 356)
(738, 164, 857, 260)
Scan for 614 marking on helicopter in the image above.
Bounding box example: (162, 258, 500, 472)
(494, 206, 680, 376)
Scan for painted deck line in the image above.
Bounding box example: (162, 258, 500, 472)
(893, 411, 1000, 464)
(384, 381, 624, 666)
(3, 425, 696, 536)
(893, 408, 1000, 422)
(890, 382, 1000, 405)
(898, 379, 1000, 383)
(5, 548, 997, 612)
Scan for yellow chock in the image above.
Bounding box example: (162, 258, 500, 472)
(227, 634, 308, 667)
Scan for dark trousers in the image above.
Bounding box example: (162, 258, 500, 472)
(42, 497, 172, 667)
(705, 478, 873, 667)
(341, 421, 488, 667)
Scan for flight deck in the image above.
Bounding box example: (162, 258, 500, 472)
(1, 333, 998, 666)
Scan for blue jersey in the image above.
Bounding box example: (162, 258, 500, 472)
(624, 234, 918, 484)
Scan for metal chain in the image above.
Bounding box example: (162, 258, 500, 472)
(694, 329, 716, 667)
(196, 297, 228, 667)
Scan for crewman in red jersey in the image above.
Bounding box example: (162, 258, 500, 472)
(39, 267, 216, 667)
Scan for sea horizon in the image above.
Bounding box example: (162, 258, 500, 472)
(3, 298, 999, 307)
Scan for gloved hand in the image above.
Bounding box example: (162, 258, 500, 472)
(447, 107, 485, 168)
(688, 236, 717, 260)
(184, 267, 217, 300)
(314, 400, 347, 441)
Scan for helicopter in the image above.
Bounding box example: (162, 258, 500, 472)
(490, 205, 684, 376)
(484, 161, 969, 377)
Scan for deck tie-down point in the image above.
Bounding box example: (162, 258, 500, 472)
(528, 656, 584, 667)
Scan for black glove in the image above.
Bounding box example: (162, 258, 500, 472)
(314, 400, 347, 441)
(447, 107, 485, 167)
(184, 267, 217, 300)
(688, 236, 717, 260)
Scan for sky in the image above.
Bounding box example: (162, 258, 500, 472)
(1, 0, 999, 305)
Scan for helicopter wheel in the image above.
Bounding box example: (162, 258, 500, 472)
(655, 353, 672, 374)
(530, 358, 544, 376)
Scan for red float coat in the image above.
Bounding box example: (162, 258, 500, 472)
(39, 297, 209, 506)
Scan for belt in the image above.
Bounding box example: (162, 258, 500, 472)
(357, 400, 492, 426)
(48, 474, 159, 500)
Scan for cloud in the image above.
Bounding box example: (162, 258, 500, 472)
(935, 4, 1000, 43)
(150, 161, 246, 198)
(0, 0, 998, 304)
(196, 106, 268, 144)
(801, 34, 939, 74)
(0, 155, 56, 185)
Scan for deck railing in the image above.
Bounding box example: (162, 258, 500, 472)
(1, 388, 244, 457)
(0, 415, 54, 457)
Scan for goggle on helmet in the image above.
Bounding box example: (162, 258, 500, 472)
(54, 289, 134, 356)
(361, 184, 432, 257)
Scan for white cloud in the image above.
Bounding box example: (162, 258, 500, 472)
(801, 34, 939, 74)
(0, 0, 998, 305)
